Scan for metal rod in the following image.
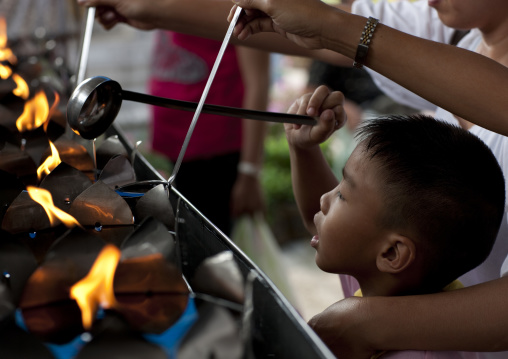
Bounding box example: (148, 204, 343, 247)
(167, 6, 243, 185)
(122, 90, 317, 126)
(92, 138, 97, 181)
(68, 6, 96, 141)
(76, 6, 95, 87)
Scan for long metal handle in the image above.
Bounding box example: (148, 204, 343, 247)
(168, 6, 243, 185)
(70, 7, 96, 157)
(76, 6, 96, 87)
(122, 90, 317, 126)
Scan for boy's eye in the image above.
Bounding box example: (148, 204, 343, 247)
(337, 190, 345, 201)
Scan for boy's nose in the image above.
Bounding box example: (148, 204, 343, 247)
(320, 192, 329, 214)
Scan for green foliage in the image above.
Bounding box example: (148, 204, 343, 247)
(261, 125, 333, 218)
(262, 130, 293, 205)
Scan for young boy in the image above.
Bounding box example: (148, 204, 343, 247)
(286, 86, 505, 358)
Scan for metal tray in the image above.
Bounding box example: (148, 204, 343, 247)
(107, 124, 335, 358)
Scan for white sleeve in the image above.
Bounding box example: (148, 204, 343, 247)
(351, 0, 456, 111)
(502, 256, 508, 277)
(352, 0, 454, 42)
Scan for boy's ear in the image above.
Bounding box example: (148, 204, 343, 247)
(376, 234, 416, 274)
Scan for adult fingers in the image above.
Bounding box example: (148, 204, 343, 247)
(233, 13, 278, 40)
(78, 0, 117, 7)
(95, 7, 123, 29)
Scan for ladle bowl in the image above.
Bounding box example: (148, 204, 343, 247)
(67, 76, 122, 140)
(67, 76, 317, 140)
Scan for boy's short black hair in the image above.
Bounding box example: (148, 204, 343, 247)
(355, 114, 505, 291)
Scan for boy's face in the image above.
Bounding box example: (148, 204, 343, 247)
(312, 145, 387, 275)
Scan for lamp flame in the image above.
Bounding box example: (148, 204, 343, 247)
(44, 92, 60, 132)
(12, 73, 29, 99)
(70, 245, 121, 330)
(0, 17, 6, 48)
(0, 63, 12, 79)
(0, 17, 17, 64)
(26, 186, 81, 228)
(16, 90, 50, 132)
(37, 141, 62, 180)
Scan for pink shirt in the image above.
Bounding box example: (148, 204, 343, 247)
(149, 31, 244, 161)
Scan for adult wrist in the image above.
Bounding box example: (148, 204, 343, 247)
(323, 9, 370, 59)
(238, 161, 261, 177)
(353, 16, 379, 68)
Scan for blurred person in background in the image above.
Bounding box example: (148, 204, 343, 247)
(149, 30, 269, 235)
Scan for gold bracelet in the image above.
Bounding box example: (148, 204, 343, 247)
(353, 17, 379, 69)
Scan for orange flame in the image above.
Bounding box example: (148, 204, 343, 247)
(0, 63, 12, 79)
(70, 245, 121, 330)
(37, 141, 62, 180)
(16, 90, 49, 132)
(12, 73, 29, 99)
(44, 92, 60, 132)
(26, 186, 81, 228)
(0, 17, 16, 64)
(0, 18, 6, 48)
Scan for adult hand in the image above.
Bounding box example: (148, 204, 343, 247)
(285, 85, 346, 149)
(77, 0, 165, 30)
(308, 297, 377, 358)
(228, 0, 335, 49)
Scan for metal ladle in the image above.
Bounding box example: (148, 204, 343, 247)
(66, 76, 317, 140)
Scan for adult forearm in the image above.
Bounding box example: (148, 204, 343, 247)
(83, 0, 351, 65)
(310, 277, 508, 356)
(151, 0, 231, 38)
(166, 0, 350, 65)
(356, 277, 508, 352)
(322, 9, 508, 136)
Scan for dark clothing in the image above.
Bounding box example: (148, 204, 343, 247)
(172, 151, 240, 235)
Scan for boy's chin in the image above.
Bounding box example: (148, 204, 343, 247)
(314, 256, 339, 274)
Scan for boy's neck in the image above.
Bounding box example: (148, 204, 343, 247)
(356, 273, 434, 297)
(356, 278, 400, 297)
